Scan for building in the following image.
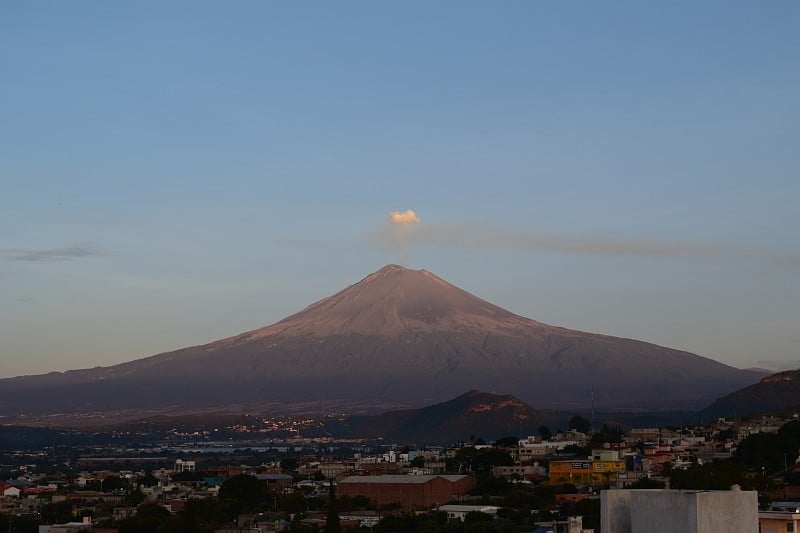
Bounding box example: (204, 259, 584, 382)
(1, 485, 21, 498)
(549, 461, 593, 485)
(338, 474, 475, 512)
(438, 504, 500, 522)
(492, 464, 546, 481)
(601, 487, 758, 533)
(254, 473, 293, 491)
(515, 435, 585, 461)
(591, 460, 626, 484)
(759, 502, 800, 533)
(174, 459, 195, 473)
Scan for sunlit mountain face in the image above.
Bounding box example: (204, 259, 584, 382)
(0, 265, 761, 417)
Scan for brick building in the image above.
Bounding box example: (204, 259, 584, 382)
(338, 474, 475, 512)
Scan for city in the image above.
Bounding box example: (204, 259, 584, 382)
(1, 410, 799, 532)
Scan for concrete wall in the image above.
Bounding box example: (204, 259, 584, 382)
(602, 489, 758, 533)
(630, 491, 698, 533)
(601, 489, 633, 533)
(695, 490, 757, 533)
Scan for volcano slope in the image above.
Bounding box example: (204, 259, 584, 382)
(0, 264, 761, 415)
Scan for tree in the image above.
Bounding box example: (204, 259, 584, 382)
(280, 492, 309, 514)
(629, 477, 665, 489)
(568, 415, 591, 434)
(138, 471, 159, 487)
(737, 420, 800, 474)
(473, 449, 514, 471)
(539, 425, 552, 440)
(590, 424, 624, 446)
(126, 488, 147, 506)
(494, 436, 519, 448)
(280, 457, 299, 474)
(219, 474, 270, 513)
(173, 470, 202, 482)
(118, 503, 172, 533)
(670, 461, 754, 490)
(574, 498, 601, 531)
(102, 474, 129, 491)
(326, 483, 341, 533)
(41, 500, 75, 524)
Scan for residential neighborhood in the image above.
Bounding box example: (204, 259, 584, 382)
(1, 412, 798, 532)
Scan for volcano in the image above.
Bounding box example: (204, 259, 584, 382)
(0, 264, 761, 416)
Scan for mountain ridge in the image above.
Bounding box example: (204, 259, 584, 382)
(330, 390, 557, 443)
(703, 368, 800, 416)
(0, 264, 762, 415)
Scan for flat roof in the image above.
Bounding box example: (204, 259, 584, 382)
(341, 475, 469, 485)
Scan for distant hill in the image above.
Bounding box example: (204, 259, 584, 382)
(703, 369, 800, 417)
(329, 390, 557, 443)
(0, 425, 103, 449)
(0, 264, 761, 416)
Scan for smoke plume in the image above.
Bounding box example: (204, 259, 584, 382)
(389, 210, 421, 226)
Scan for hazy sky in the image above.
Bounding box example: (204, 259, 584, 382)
(2, 1, 798, 379)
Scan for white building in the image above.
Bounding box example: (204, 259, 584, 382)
(174, 459, 195, 472)
(438, 504, 500, 522)
(601, 487, 758, 533)
(2, 486, 21, 498)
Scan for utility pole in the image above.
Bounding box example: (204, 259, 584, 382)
(591, 384, 595, 434)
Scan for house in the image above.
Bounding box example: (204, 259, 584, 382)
(338, 474, 475, 512)
(492, 464, 546, 481)
(254, 473, 293, 491)
(759, 502, 800, 533)
(438, 504, 500, 522)
(174, 459, 195, 473)
(2, 485, 21, 498)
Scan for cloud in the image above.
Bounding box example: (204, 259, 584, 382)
(2, 245, 105, 262)
(389, 209, 421, 226)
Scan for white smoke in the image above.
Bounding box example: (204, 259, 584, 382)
(369, 211, 774, 265)
(389, 209, 421, 226)
(379, 209, 422, 265)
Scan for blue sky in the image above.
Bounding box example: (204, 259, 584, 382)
(1, 1, 798, 378)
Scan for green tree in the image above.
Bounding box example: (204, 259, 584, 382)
(670, 461, 752, 490)
(326, 483, 341, 533)
(590, 424, 624, 446)
(0, 514, 39, 533)
(281, 457, 299, 474)
(574, 498, 601, 531)
(172, 497, 236, 532)
(118, 503, 172, 533)
(737, 420, 800, 474)
(471, 448, 514, 474)
(629, 477, 665, 489)
(539, 425, 552, 440)
(126, 488, 147, 506)
(568, 415, 591, 434)
(173, 470, 202, 482)
(280, 492, 309, 514)
(41, 500, 75, 523)
(138, 471, 159, 487)
(494, 436, 519, 448)
(219, 474, 270, 513)
(102, 474, 129, 491)
(337, 494, 371, 512)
